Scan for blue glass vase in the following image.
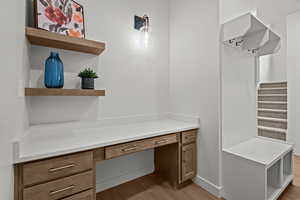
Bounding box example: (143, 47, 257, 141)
(44, 52, 64, 88)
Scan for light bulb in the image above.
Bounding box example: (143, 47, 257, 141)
(145, 32, 149, 48)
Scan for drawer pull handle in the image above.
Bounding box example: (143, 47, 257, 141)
(49, 185, 75, 196)
(122, 146, 137, 152)
(155, 140, 168, 145)
(49, 164, 75, 173)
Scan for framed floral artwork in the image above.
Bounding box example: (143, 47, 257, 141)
(34, 0, 85, 38)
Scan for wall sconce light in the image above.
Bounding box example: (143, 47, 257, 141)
(134, 15, 150, 48)
(134, 15, 150, 32)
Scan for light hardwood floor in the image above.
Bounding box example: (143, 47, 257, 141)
(97, 156, 300, 200)
(97, 174, 220, 200)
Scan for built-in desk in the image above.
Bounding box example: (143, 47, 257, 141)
(14, 119, 199, 200)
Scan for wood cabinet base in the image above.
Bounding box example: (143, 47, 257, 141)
(14, 130, 198, 200)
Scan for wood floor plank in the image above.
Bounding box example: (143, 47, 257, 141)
(183, 184, 220, 200)
(97, 156, 300, 200)
(97, 188, 123, 200)
(293, 155, 300, 186)
(136, 175, 174, 200)
(118, 180, 155, 200)
(141, 174, 188, 200)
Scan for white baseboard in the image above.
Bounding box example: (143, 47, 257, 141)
(193, 175, 223, 198)
(96, 166, 154, 193)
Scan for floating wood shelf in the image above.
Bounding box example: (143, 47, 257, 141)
(26, 27, 106, 55)
(25, 88, 105, 97)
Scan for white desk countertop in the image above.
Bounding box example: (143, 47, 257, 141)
(14, 119, 199, 164)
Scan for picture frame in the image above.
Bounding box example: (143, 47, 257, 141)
(34, 0, 86, 38)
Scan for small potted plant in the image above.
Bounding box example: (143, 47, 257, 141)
(78, 68, 99, 89)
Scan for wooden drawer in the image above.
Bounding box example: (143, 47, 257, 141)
(105, 134, 177, 159)
(152, 134, 178, 148)
(182, 130, 197, 145)
(23, 171, 93, 200)
(23, 151, 93, 186)
(61, 190, 94, 200)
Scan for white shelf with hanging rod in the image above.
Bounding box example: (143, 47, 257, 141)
(222, 13, 280, 56)
(221, 13, 293, 200)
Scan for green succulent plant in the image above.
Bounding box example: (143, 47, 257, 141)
(78, 68, 99, 79)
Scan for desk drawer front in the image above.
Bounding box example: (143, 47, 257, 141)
(152, 134, 178, 147)
(23, 171, 93, 200)
(61, 190, 93, 200)
(23, 151, 93, 186)
(182, 130, 197, 145)
(105, 134, 177, 159)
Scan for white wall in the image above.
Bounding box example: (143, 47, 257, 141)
(221, 45, 257, 149)
(287, 11, 300, 156)
(28, 0, 170, 124)
(169, 0, 221, 196)
(27, 0, 170, 193)
(220, 0, 255, 23)
(0, 0, 18, 196)
(220, 0, 300, 82)
(0, 0, 30, 199)
(259, 55, 272, 82)
(4, 0, 221, 198)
